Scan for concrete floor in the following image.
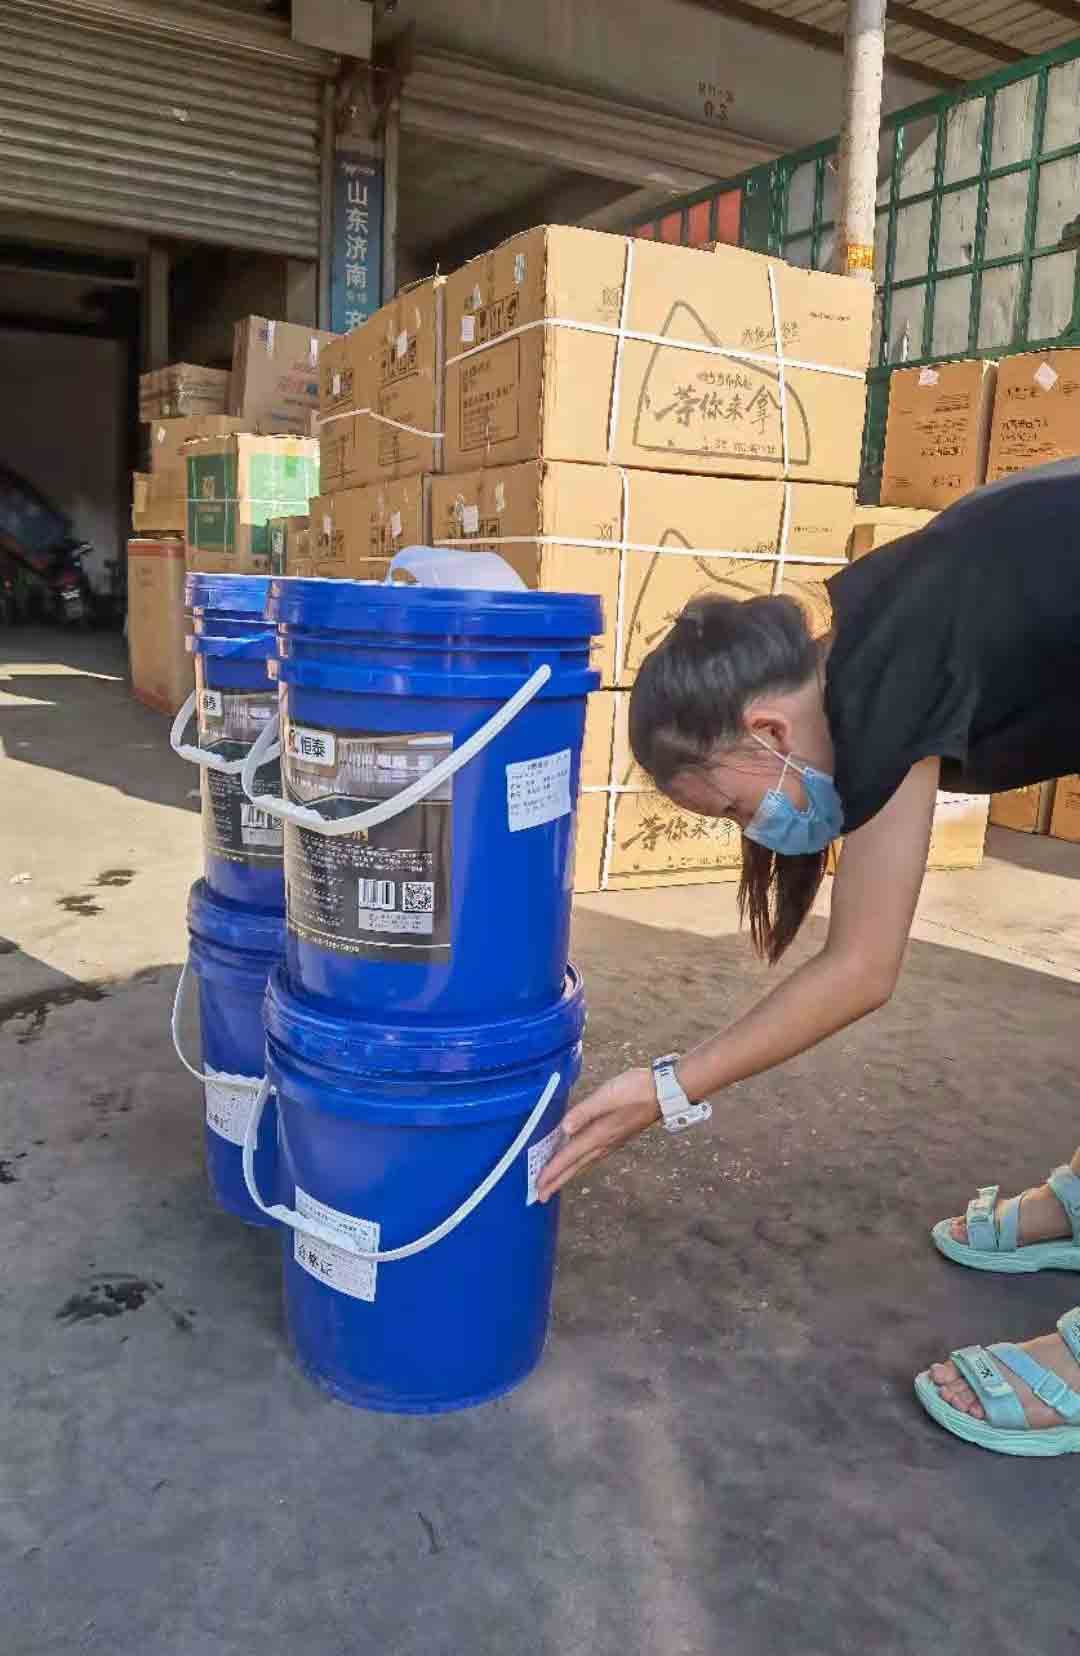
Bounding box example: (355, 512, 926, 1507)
(2, 626, 1079, 1656)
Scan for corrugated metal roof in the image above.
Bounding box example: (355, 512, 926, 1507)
(743, 0, 1080, 87)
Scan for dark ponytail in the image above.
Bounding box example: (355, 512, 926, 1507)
(628, 593, 829, 964)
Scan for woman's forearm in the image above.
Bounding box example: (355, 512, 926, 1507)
(676, 948, 890, 1104)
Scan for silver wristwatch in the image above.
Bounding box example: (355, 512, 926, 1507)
(652, 1055, 712, 1134)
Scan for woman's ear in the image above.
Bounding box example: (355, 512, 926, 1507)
(744, 707, 794, 752)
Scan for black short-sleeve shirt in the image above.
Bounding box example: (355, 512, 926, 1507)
(825, 458, 1080, 833)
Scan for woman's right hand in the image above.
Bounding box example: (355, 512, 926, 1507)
(536, 1067, 660, 1203)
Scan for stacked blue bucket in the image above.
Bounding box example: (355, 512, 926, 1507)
(240, 571, 603, 1412)
(171, 575, 284, 1226)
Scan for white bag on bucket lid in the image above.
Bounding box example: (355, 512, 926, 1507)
(386, 545, 527, 591)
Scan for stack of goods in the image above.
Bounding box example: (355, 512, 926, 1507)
(986, 349, 1080, 480)
(312, 278, 444, 579)
(269, 515, 312, 576)
(1049, 778, 1080, 843)
(184, 432, 320, 576)
(133, 413, 243, 535)
(229, 317, 338, 435)
(879, 359, 997, 512)
(174, 577, 604, 1413)
(139, 363, 229, 422)
(990, 782, 1057, 836)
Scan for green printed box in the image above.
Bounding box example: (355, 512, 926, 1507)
(185, 434, 320, 573)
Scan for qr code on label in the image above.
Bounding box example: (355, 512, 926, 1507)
(402, 881, 434, 914)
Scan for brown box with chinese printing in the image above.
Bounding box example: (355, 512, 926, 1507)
(879, 360, 997, 510)
(429, 462, 852, 687)
(308, 477, 428, 580)
(986, 349, 1080, 481)
(127, 537, 193, 715)
(230, 318, 339, 435)
(990, 782, 1056, 834)
(146, 415, 246, 500)
(574, 690, 743, 892)
(318, 279, 444, 489)
(442, 226, 872, 484)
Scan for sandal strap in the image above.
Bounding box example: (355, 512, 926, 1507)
(1047, 1166, 1080, 1241)
(996, 1194, 1022, 1251)
(965, 1185, 1002, 1252)
(990, 1342, 1080, 1423)
(1057, 1307, 1080, 1366)
(950, 1345, 1029, 1429)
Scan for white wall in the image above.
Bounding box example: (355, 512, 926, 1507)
(394, 0, 939, 156)
(0, 329, 127, 592)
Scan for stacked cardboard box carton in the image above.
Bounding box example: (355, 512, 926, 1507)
(880, 360, 997, 511)
(127, 537, 193, 714)
(990, 783, 1057, 835)
(986, 349, 1080, 480)
(185, 433, 320, 576)
(139, 364, 229, 422)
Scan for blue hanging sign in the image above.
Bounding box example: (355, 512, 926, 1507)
(331, 145, 383, 334)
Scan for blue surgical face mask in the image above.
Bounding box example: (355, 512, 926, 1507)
(743, 735, 844, 856)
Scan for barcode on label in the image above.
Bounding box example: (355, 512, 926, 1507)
(359, 878, 395, 910)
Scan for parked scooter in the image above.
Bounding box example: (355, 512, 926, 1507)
(0, 465, 96, 625)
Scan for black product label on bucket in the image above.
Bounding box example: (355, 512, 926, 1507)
(197, 688, 283, 865)
(283, 719, 452, 962)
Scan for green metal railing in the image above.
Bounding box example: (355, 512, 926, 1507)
(631, 38, 1080, 498)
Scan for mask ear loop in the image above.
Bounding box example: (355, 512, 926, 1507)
(750, 730, 804, 784)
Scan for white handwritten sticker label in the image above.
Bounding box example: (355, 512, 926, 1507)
(156, 424, 167, 444)
(507, 750, 572, 833)
(472, 284, 482, 309)
(918, 367, 939, 387)
(1034, 361, 1058, 391)
(461, 315, 476, 344)
(265, 319, 276, 354)
(396, 330, 408, 359)
(461, 503, 480, 534)
(514, 253, 527, 286)
(494, 480, 506, 513)
(199, 688, 223, 718)
(527, 1126, 563, 1205)
(293, 1185, 380, 1302)
(309, 336, 319, 367)
(204, 1068, 259, 1148)
(322, 513, 332, 539)
(331, 371, 342, 397)
(390, 510, 402, 540)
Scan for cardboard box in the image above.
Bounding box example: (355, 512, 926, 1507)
(880, 360, 997, 510)
(926, 793, 990, 870)
(308, 477, 426, 580)
(185, 434, 320, 574)
(146, 415, 245, 499)
(986, 349, 1080, 481)
(268, 515, 311, 577)
(127, 537, 193, 714)
(1050, 776, 1080, 842)
(319, 279, 445, 489)
(138, 364, 229, 422)
(850, 505, 938, 558)
(230, 318, 339, 434)
(574, 691, 744, 892)
(443, 227, 872, 483)
(131, 473, 185, 535)
(430, 463, 852, 686)
(990, 782, 1056, 835)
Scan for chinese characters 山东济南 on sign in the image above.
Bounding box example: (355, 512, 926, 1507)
(332, 148, 383, 334)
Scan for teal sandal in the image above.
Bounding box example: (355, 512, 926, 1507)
(915, 1308, 1080, 1456)
(931, 1164, 1080, 1273)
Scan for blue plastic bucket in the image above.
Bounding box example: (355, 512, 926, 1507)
(251, 578, 602, 1022)
(175, 574, 282, 912)
(249, 963, 586, 1412)
(178, 879, 284, 1226)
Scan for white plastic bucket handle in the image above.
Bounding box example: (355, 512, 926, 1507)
(171, 959, 262, 1095)
(242, 1070, 562, 1262)
(386, 545, 527, 590)
(170, 691, 252, 775)
(239, 662, 552, 836)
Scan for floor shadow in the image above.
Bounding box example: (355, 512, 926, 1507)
(986, 822, 1080, 879)
(2, 914, 1079, 1654)
(1, 626, 197, 812)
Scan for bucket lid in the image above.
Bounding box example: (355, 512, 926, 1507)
(186, 573, 272, 619)
(264, 964, 585, 1079)
(266, 578, 603, 643)
(187, 879, 285, 957)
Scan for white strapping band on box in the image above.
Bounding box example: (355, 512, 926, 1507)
(317, 405, 445, 441)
